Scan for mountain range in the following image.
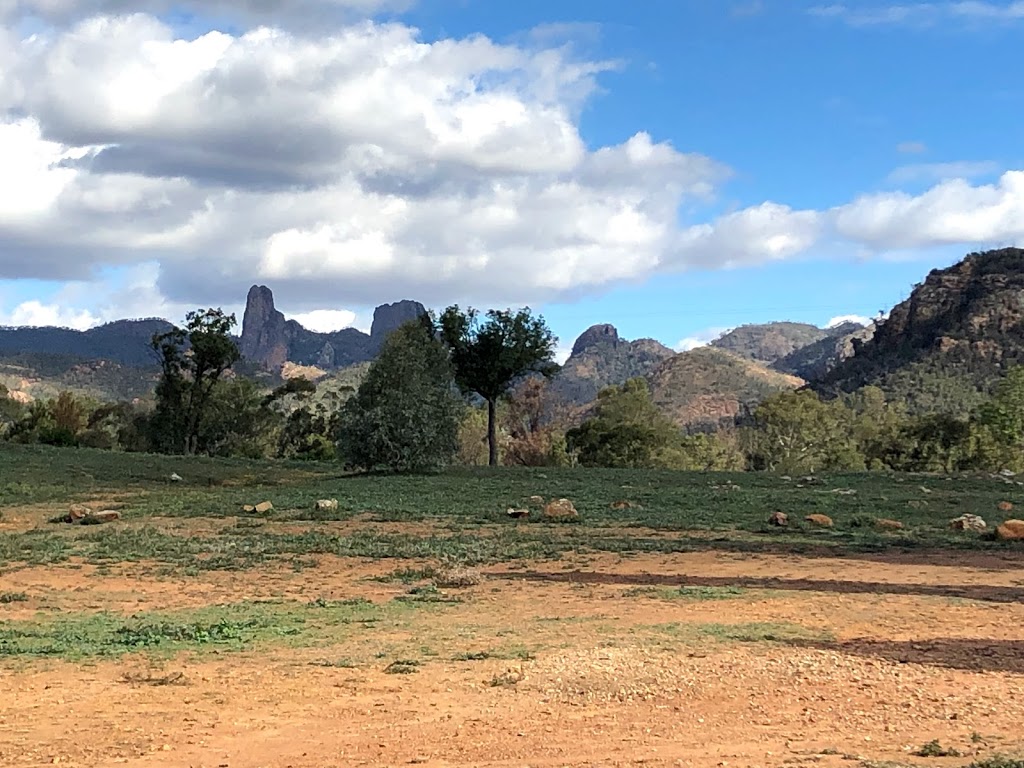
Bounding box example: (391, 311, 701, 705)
(2, 247, 1023, 426)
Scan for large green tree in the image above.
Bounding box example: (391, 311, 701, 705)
(338, 317, 463, 472)
(438, 306, 558, 466)
(149, 308, 241, 455)
(566, 378, 683, 468)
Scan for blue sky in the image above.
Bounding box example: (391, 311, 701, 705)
(0, 0, 1022, 357)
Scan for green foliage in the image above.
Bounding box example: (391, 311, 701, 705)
(744, 390, 863, 473)
(338, 318, 463, 472)
(567, 378, 682, 468)
(149, 308, 241, 455)
(438, 305, 558, 466)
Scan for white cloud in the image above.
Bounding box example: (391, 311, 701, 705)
(886, 160, 999, 185)
(0, 7, 1022, 320)
(833, 171, 1024, 249)
(826, 314, 871, 328)
(675, 326, 730, 352)
(0, 0, 411, 27)
(1, 300, 100, 329)
(289, 309, 358, 333)
(553, 345, 572, 365)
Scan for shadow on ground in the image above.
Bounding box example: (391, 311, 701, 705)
(788, 637, 1024, 674)
(487, 569, 1024, 604)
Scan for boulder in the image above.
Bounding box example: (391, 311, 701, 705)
(88, 510, 121, 524)
(506, 507, 530, 519)
(875, 518, 904, 531)
(998, 501, 1014, 512)
(543, 498, 579, 520)
(254, 501, 274, 514)
(949, 514, 987, 532)
(68, 504, 90, 521)
(995, 519, 1024, 541)
(767, 511, 789, 527)
(314, 499, 339, 512)
(527, 495, 545, 506)
(805, 514, 833, 528)
(610, 500, 637, 510)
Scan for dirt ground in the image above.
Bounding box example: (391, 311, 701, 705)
(2, 548, 1024, 768)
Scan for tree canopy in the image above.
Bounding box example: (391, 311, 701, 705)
(438, 305, 557, 466)
(338, 317, 463, 472)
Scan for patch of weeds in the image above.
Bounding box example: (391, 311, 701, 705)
(111, 618, 262, 648)
(119, 670, 187, 686)
(624, 585, 746, 601)
(453, 650, 492, 661)
(370, 567, 437, 584)
(383, 659, 420, 674)
(0, 591, 28, 604)
(433, 559, 483, 588)
(967, 758, 1024, 768)
(309, 658, 358, 668)
(913, 740, 960, 758)
(307, 596, 372, 608)
(394, 585, 462, 604)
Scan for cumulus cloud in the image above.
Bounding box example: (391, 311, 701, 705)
(0, 0, 411, 28)
(833, 171, 1024, 249)
(0, 6, 1022, 321)
(0, 300, 100, 329)
(289, 309, 357, 332)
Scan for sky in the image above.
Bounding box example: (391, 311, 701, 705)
(1, 0, 1022, 362)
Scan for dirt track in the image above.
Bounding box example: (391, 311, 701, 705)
(2, 550, 1024, 767)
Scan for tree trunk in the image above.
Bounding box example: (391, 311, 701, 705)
(487, 397, 498, 467)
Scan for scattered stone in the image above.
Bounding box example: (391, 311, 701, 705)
(527, 495, 545, 506)
(831, 488, 857, 495)
(68, 504, 90, 521)
(919, 486, 933, 494)
(314, 499, 339, 512)
(506, 507, 530, 519)
(241, 505, 256, 513)
(779, 476, 792, 482)
(610, 500, 638, 510)
(1000, 469, 1017, 478)
(874, 518, 904, 531)
(949, 514, 987, 532)
(805, 514, 833, 528)
(767, 511, 789, 527)
(998, 500, 1014, 512)
(254, 501, 274, 514)
(798, 475, 823, 486)
(170, 473, 183, 482)
(543, 498, 579, 520)
(88, 510, 121, 524)
(995, 519, 1024, 541)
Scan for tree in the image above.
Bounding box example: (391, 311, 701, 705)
(566, 378, 683, 468)
(744, 390, 862, 473)
(149, 308, 241, 455)
(338, 317, 463, 472)
(438, 305, 558, 466)
(501, 378, 567, 466)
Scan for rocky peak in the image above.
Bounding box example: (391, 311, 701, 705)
(370, 300, 428, 348)
(240, 285, 289, 370)
(571, 324, 620, 356)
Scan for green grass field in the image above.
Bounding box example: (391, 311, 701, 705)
(1, 441, 1018, 576)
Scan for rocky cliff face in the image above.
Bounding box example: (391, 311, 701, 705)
(370, 300, 429, 351)
(811, 247, 1024, 413)
(710, 322, 833, 365)
(549, 324, 674, 410)
(239, 286, 426, 371)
